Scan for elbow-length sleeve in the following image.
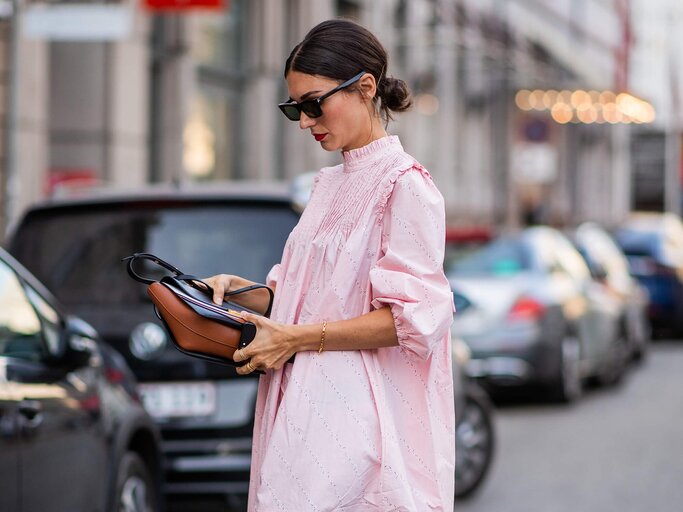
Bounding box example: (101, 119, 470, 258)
(369, 168, 455, 359)
(265, 263, 281, 290)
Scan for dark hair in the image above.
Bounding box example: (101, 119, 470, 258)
(284, 19, 412, 122)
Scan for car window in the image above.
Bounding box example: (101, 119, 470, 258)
(615, 229, 659, 258)
(448, 237, 530, 276)
(576, 226, 632, 291)
(24, 287, 62, 356)
(11, 203, 300, 306)
(0, 260, 45, 361)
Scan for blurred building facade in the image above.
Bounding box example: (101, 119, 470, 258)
(1, 0, 680, 239)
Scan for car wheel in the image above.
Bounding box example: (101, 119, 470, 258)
(550, 335, 582, 403)
(597, 326, 629, 387)
(112, 452, 157, 512)
(631, 318, 651, 363)
(455, 382, 495, 499)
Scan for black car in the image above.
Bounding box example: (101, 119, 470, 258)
(0, 247, 162, 512)
(7, 183, 301, 507)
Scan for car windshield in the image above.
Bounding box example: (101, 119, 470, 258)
(447, 237, 531, 276)
(10, 203, 299, 306)
(614, 229, 659, 258)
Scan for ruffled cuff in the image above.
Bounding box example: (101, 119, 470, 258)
(371, 295, 447, 360)
(266, 263, 281, 290)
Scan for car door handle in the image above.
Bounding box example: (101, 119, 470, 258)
(18, 400, 43, 429)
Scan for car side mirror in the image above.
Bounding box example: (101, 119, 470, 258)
(60, 316, 100, 368)
(453, 291, 472, 314)
(588, 262, 608, 282)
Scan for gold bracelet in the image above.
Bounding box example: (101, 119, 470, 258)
(318, 321, 327, 354)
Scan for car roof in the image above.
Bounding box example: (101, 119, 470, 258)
(20, 181, 297, 213)
(621, 211, 682, 233)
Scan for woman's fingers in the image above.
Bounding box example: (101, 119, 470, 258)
(240, 311, 262, 326)
(238, 360, 258, 375)
(233, 347, 248, 363)
(212, 278, 226, 305)
(233, 314, 293, 375)
(202, 274, 230, 305)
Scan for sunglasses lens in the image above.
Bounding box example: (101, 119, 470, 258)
(279, 104, 300, 121)
(300, 101, 323, 119)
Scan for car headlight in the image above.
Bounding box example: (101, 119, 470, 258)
(129, 322, 167, 360)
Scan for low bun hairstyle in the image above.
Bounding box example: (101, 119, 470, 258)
(284, 19, 412, 123)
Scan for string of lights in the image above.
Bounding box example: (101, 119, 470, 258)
(515, 89, 656, 125)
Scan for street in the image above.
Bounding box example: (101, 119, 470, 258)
(457, 341, 683, 512)
(165, 343, 683, 512)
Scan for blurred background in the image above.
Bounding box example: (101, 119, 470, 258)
(1, 0, 682, 235)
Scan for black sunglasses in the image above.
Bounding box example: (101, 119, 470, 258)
(278, 71, 366, 121)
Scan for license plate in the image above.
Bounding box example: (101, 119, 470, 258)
(138, 381, 216, 419)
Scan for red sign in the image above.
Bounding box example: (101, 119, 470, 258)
(143, 0, 226, 11)
(46, 169, 99, 197)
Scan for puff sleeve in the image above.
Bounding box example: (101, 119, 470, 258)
(369, 169, 455, 359)
(266, 263, 281, 290)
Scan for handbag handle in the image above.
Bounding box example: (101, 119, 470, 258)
(122, 253, 275, 317)
(123, 252, 183, 285)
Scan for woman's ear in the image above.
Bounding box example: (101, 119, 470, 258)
(358, 73, 377, 101)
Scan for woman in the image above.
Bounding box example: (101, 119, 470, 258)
(205, 19, 455, 511)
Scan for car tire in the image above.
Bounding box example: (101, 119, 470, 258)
(111, 451, 157, 512)
(455, 381, 495, 500)
(596, 325, 629, 387)
(631, 318, 651, 363)
(549, 335, 582, 403)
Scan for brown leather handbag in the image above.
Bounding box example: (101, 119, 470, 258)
(123, 253, 273, 370)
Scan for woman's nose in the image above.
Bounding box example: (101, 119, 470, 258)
(299, 113, 315, 129)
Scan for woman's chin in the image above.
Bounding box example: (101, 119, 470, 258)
(319, 138, 340, 152)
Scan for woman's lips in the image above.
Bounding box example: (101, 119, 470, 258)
(313, 133, 327, 142)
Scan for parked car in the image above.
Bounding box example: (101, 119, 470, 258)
(571, 222, 651, 360)
(444, 225, 495, 277)
(453, 331, 495, 499)
(448, 226, 627, 402)
(0, 247, 161, 512)
(614, 212, 683, 337)
(7, 183, 301, 508)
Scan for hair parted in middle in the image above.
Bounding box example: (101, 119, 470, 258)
(284, 19, 412, 123)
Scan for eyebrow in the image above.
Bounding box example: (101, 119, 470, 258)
(298, 90, 323, 101)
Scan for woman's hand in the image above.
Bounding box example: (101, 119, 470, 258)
(233, 312, 297, 374)
(202, 274, 274, 314)
(202, 274, 243, 305)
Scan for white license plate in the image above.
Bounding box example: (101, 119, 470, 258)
(138, 381, 216, 419)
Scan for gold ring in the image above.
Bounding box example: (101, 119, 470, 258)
(245, 361, 255, 373)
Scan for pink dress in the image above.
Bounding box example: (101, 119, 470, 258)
(248, 136, 456, 511)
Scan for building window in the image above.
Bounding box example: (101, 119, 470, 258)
(337, 0, 360, 19)
(185, 1, 244, 181)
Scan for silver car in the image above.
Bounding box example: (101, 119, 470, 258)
(448, 226, 627, 402)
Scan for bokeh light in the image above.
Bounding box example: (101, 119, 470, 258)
(514, 88, 655, 125)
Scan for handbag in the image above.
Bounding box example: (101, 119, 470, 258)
(123, 252, 273, 371)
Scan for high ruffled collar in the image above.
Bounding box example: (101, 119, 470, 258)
(341, 135, 402, 173)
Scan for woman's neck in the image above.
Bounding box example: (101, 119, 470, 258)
(343, 116, 388, 152)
